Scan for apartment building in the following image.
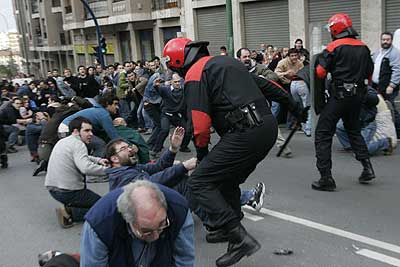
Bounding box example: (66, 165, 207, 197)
(12, 0, 400, 77)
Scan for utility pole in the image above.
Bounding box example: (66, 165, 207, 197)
(80, 0, 105, 68)
(226, 0, 234, 57)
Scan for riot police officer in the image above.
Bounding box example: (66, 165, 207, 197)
(313, 13, 375, 191)
(162, 38, 306, 267)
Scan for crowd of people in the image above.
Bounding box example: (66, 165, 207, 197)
(0, 13, 399, 267)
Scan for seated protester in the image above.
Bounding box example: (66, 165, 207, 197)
(60, 95, 120, 157)
(44, 117, 108, 228)
(37, 80, 56, 106)
(33, 96, 93, 176)
(0, 123, 7, 168)
(46, 96, 62, 117)
(101, 81, 115, 97)
(80, 180, 195, 267)
(19, 97, 34, 119)
(336, 90, 397, 155)
(113, 117, 150, 164)
(105, 127, 266, 228)
(0, 98, 32, 153)
(25, 111, 49, 163)
(152, 73, 192, 155)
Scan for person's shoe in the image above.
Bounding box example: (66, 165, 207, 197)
(246, 182, 266, 211)
(0, 154, 8, 169)
(216, 225, 261, 267)
(55, 207, 73, 229)
(33, 160, 47, 176)
(312, 175, 336, 191)
(7, 146, 17, 153)
(383, 137, 393, 156)
(143, 128, 152, 135)
(359, 158, 375, 184)
(179, 147, 191, 153)
(206, 228, 231, 243)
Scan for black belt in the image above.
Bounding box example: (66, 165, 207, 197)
(225, 99, 269, 132)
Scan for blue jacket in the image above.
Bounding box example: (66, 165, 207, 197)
(84, 185, 190, 267)
(143, 73, 162, 104)
(106, 149, 187, 191)
(62, 103, 119, 140)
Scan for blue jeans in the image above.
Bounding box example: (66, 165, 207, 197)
(118, 99, 131, 121)
(240, 189, 254, 205)
(2, 125, 19, 147)
(137, 99, 153, 129)
(336, 120, 389, 155)
(49, 189, 101, 222)
(386, 90, 400, 136)
(291, 80, 312, 134)
(25, 122, 45, 154)
(271, 101, 280, 118)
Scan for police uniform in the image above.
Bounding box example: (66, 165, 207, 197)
(313, 13, 375, 191)
(162, 37, 306, 267)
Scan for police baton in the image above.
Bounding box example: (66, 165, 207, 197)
(276, 124, 300, 157)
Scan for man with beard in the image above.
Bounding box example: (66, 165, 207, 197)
(372, 31, 400, 137)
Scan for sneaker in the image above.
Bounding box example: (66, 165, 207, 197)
(55, 207, 73, 229)
(247, 182, 266, 211)
(7, 146, 18, 153)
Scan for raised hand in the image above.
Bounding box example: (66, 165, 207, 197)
(170, 127, 185, 152)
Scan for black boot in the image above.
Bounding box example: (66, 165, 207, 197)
(215, 224, 261, 267)
(33, 160, 47, 176)
(206, 227, 230, 243)
(312, 175, 336, 191)
(0, 154, 8, 169)
(359, 158, 375, 184)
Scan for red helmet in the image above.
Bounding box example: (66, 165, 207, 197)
(327, 13, 353, 37)
(162, 37, 192, 70)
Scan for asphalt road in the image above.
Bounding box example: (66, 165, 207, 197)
(0, 129, 399, 267)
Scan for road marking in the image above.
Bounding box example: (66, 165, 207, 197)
(243, 206, 400, 255)
(356, 249, 400, 266)
(243, 211, 264, 222)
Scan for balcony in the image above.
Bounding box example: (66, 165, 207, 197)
(86, 1, 109, 19)
(152, 0, 180, 10)
(112, 1, 127, 15)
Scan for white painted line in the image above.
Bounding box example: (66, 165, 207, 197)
(243, 211, 264, 222)
(242, 206, 400, 255)
(356, 249, 400, 267)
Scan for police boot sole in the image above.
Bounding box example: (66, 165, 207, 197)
(311, 184, 336, 192)
(216, 242, 261, 267)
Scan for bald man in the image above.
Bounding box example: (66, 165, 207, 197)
(80, 180, 194, 267)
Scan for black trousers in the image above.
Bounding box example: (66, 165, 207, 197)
(0, 125, 6, 154)
(144, 103, 161, 149)
(188, 114, 277, 230)
(153, 113, 192, 152)
(315, 95, 369, 175)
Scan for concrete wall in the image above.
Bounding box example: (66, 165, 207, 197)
(361, 0, 383, 52)
(288, 0, 307, 47)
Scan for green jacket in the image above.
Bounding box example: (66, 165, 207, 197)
(116, 72, 129, 99)
(115, 125, 150, 164)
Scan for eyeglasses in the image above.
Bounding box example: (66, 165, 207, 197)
(131, 217, 170, 238)
(114, 145, 130, 154)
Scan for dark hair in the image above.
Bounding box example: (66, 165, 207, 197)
(381, 31, 393, 39)
(126, 70, 136, 76)
(108, 64, 115, 70)
(28, 81, 36, 86)
(220, 46, 227, 51)
(69, 116, 92, 134)
(98, 95, 119, 108)
(123, 61, 131, 66)
(236, 47, 251, 58)
(106, 81, 114, 87)
(49, 95, 60, 102)
(152, 56, 160, 61)
(105, 138, 126, 161)
(77, 65, 86, 72)
(267, 44, 274, 49)
(288, 48, 298, 56)
(295, 38, 303, 44)
(52, 68, 59, 72)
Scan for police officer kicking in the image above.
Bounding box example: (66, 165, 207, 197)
(162, 38, 306, 267)
(313, 13, 375, 191)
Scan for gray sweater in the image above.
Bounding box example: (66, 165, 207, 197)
(45, 135, 107, 190)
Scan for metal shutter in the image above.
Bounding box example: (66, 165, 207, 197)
(385, 0, 400, 33)
(196, 6, 226, 56)
(308, 0, 361, 46)
(243, 0, 289, 50)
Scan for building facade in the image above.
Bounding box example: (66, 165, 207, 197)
(12, 0, 400, 77)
